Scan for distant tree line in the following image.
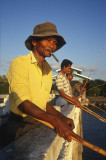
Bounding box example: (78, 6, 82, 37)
(0, 75, 106, 97)
(0, 75, 9, 94)
(52, 79, 106, 97)
(85, 79, 106, 97)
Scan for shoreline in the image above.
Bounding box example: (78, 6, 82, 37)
(87, 96, 106, 103)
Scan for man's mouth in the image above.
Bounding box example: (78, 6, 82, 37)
(45, 47, 51, 51)
(45, 49, 51, 53)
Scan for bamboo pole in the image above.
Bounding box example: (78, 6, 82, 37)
(30, 116, 106, 156)
(89, 102, 106, 114)
(64, 98, 106, 122)
(81, 105, 106, 122)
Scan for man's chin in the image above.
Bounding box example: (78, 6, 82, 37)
(46, 53, 51, 57)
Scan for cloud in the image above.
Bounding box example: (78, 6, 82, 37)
(73, 65, 102, 74)
(73, 65, 106, 80)
(48, 61, 60, 72)
(0, 59, 12, 75)
(48, 62, 106, 80)
(0, 59, 12, 66)
(5, 59, 12, 64)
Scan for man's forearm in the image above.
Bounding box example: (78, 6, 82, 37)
(61, 93, 78, 104)
(46, 102, 66, 120)
(18, 100, 58, 127)
(18, 100, 75, 141)
(59, 90, 81, 108)
(46, 102, 75, 130)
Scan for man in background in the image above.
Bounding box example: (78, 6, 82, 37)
(72, 81, 82, 97)
(56, 59, 82, 108)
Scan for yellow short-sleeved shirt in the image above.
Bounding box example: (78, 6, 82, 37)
(7, 51, 52, 117)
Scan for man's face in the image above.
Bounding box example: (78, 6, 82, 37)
(64, 64, 71, 74)
(33, 37, 57, 58)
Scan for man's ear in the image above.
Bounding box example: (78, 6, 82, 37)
(32, 40, 36, 47)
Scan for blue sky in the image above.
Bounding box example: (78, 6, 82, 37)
(0, 0, 106, 80)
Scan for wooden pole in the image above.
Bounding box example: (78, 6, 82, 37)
(89, 102, 106, 114)
(30, 116, 106, 156)
(64, 98, 106, 122)
(81, 105, 106, 122)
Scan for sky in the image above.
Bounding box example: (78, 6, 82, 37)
(0, 0, 106, 81)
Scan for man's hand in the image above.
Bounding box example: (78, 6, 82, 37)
(71, 97, 82, 109)
(62, 117, 75, 130)
(75, 101, 82, 109)
(54, 118, 75, 142)
(46, 102, 75, 130)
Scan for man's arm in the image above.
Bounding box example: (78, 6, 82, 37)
(18, 100, 57, 126)
(58, 89, 82, 108)
(56, 74, 81, 108)
(46, 102, 75, 130)
(18, 100, 75, 141)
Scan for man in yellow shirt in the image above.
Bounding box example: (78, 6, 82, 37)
(0, 22, 75, 148)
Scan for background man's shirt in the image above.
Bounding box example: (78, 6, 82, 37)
(56, 72, 73, 97)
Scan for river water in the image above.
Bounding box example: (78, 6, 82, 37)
(82, 109, 106, 160)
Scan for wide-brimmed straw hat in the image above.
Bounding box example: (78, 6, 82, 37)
(25, 22, 66, 51)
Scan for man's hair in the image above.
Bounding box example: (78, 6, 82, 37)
(61, 59, 73, 69)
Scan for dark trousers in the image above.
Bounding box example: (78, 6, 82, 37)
(0, 112, 42, 149)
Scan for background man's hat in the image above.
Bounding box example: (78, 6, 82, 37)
(25, 22, 66, 51)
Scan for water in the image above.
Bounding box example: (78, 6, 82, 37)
(82, 109, 106, 160)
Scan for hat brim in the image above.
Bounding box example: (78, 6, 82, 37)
(25, 33, 66, 51)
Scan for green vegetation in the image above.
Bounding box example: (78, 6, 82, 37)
(86, 79, 106, 97)
(0, 75, 9, 94)
(0, 75, 106, 97)
(52, 79, 106, 97)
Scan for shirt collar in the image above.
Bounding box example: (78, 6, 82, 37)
(30, 51, 46, 65)
(30, 51, 38, 64)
